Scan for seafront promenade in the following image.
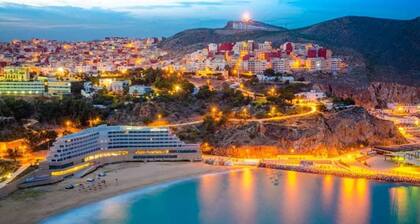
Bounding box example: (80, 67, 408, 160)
(260, 162, 420, 185)
(203, 155, 420, 185)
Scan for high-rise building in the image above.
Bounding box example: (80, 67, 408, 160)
(43, 125, 201, 176)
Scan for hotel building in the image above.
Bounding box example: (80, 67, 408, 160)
(0, 81, 45, 95)
(46, 81, 72, 95)
(44, 125, 201, 176)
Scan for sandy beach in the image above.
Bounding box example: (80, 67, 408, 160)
(0, 162, 232, 224)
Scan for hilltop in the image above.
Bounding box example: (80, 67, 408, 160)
(160, 16, 420, 87)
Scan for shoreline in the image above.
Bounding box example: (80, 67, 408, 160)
(0, 162, 233, 224)
(260, 163, 420, 186)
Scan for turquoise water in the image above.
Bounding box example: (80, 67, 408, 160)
(42, 169, 419, 224)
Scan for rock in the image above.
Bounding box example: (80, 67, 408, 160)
(211, 107, 406, 157)
(316, 81, 420, 108)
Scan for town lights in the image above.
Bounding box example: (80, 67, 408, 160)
(157, 114, 162, 119)
(65, 120, 72, 127)
(173, 84, 181, 93)
(268, 87, 276, 96)
(269, 106, 276, 116)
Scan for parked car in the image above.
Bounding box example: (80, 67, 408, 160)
(86, 178, 95, 183)
(65, 184, 74, 189)
(98, 172, 106, 177)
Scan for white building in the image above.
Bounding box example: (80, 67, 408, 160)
(272, 58, 290, 73)
(110, 80, 129, 94)
(208, 43, 218, 53)
(295, 90, 327, 101)
(0, 81, 45, 95)
(129, 85, 152, 96)
(1, 66, 31, 81)
(44, 125, 201, 176)
(47, 81, 72, 95)
(329, 58, 343, 72)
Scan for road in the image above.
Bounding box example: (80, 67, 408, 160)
(153, 105, 317, 128)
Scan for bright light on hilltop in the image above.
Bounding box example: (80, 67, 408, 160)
(242, 11, 251, 23)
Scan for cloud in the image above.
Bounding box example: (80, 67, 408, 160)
(0, 0, 250, 9)
(0, 0, 301, 40)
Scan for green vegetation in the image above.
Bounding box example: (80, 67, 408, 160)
(0, 160, 18, 182)
(0, 96, 107, 126)
(332, 96, 355, 106)
(0, 98, 34, 121)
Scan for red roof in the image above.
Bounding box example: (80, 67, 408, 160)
(285, 42, 293, 53)
(242, 54, 250, 60)
(218, 42, 234, 52)
(318, 48, 328, 59)
(270, 51, 282, 58)
(307, 49, 317, 58)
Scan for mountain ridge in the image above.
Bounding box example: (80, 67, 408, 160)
(160, 16, 420, 86)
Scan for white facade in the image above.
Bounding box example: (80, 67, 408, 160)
(272, 58, 290, 73)
(46, 125, 201, 175)
(208, 43, 218, 53)
(129, 85, 152, 96)
(0, 81, 45, 95)
(47, 81, 71, 95)
(295, 90, 327, 101)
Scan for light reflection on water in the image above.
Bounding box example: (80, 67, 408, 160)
(42, 169, 419, 224)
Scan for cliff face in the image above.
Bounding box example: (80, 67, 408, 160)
(211, 107, 406, 157)
(316, 81, 420, 108)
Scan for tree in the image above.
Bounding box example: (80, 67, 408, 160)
(3, 98, 34, 121)
(264, 68, 275, 76)
(196, 85, 215, 99)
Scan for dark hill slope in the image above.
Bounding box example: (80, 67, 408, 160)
(160, 16, 420, 86)
(297, 16, 420, 85)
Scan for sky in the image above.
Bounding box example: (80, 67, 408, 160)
(0, 0, 419, 41)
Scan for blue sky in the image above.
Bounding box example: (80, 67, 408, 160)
(0, 0, 419, 41)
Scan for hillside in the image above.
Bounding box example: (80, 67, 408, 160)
(297, 16, 420, 85)
(208, 107, 407, 157)
(160, 16, 420, 86)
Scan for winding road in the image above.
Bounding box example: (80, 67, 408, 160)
(154, 105, 318, 128)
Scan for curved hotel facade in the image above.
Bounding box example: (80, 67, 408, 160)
(45, 125, 201, 177)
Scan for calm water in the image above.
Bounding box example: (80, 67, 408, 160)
(42, 169, 419, 224)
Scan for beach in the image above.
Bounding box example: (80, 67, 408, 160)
(0, 162, 232, 224)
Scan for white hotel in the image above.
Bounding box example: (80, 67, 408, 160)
(44, 125, 201, 176)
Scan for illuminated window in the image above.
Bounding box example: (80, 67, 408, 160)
(135, 150, 169, 155)
(51, 162, 92, 176)
(84, 151, 128, 162)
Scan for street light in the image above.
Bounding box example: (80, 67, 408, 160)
(211, 106, 218, 114)
(269, 106, 276, 116)
(268, 87, 276, 96)
(65, 120, 72, 128)
(173, 84, 181, 93)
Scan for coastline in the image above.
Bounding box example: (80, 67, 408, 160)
(260, 163, 420, 185)
(0, 162, 233, 224)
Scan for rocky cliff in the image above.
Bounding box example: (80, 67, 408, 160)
(315, 81, 420, 108)
(210, 107, 406, 157)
